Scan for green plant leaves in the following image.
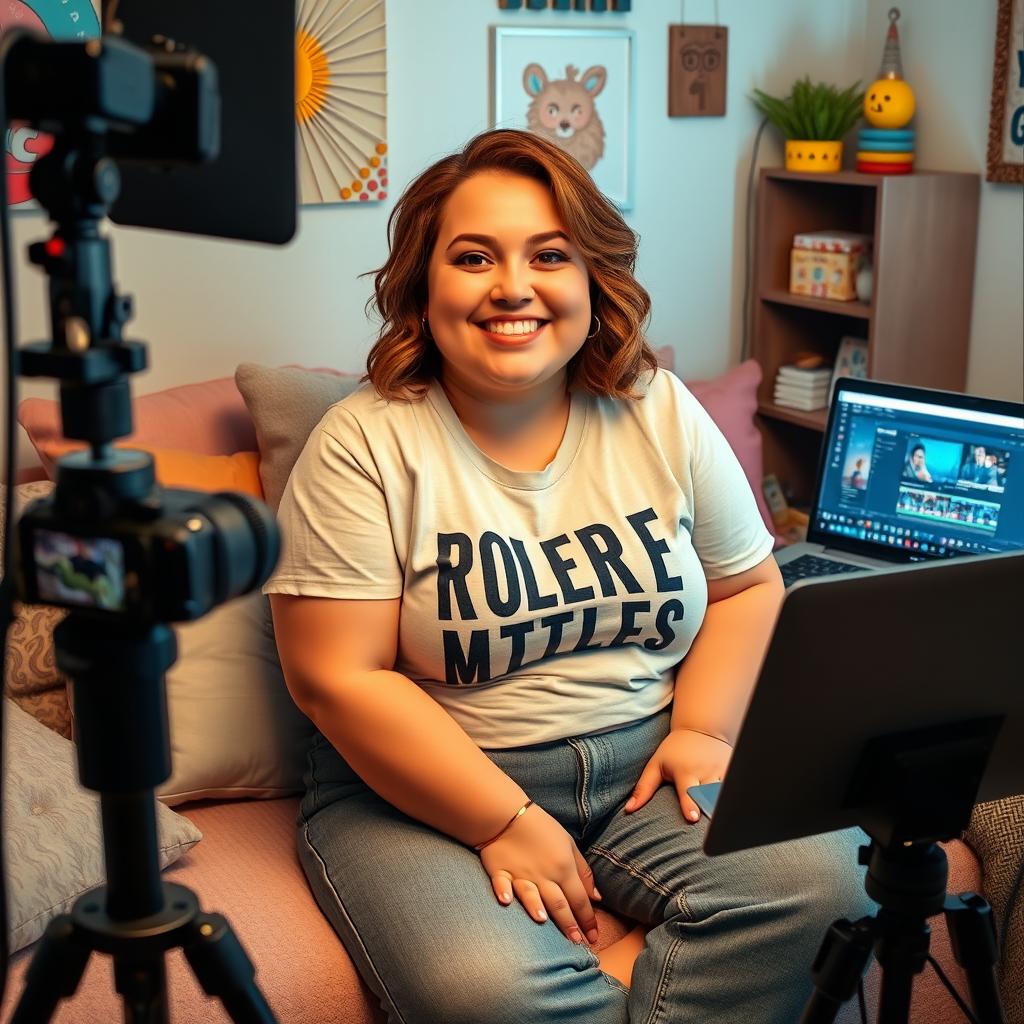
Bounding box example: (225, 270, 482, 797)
(751, 77, 865, 140)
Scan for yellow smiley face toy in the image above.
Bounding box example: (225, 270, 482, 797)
(864, 78, 915, 129)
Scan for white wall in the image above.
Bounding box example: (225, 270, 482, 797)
(864, 0, 1024, 402)
(3, 0, 866, 472)
(9, 0, 1020, 472)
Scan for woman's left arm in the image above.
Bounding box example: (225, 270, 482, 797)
(624, 553, 784, 821)
(670, 552, 784, 744)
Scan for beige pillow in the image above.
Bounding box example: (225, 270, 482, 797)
(3, 699, 202, 953)
(157, 592, 314, 806)
(234, 363, 362, 511)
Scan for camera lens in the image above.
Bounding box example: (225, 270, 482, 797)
(191, 491, 280, 605)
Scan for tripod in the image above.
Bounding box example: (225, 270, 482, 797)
(5, 33, 279, 1020)
(11, 621, 277, 1024)
(801, 839, 1003, 1024)
(800, 718, 1006, 1024)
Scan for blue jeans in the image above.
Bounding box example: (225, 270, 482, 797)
(298, 709, 874, 1023)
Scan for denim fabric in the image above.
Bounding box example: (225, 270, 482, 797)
(298, 709, 874, 1023)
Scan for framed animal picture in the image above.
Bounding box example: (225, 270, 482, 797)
(492, 26, 635, 209)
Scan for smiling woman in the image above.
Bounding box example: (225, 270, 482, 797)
(264, 128, 869, 1024)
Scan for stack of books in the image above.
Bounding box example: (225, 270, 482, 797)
(773, 364, 832, 411)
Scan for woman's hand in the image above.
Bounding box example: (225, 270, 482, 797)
(624, 728, 733, 822)
(479, 803, 601, 947)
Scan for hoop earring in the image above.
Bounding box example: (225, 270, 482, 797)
(586, 316, 601, 340)
(421, 315, 433, 340)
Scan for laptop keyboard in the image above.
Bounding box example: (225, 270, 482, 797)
(780, 554, 867, 588)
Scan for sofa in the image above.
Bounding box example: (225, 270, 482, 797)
(2, 359, 1019, 1024)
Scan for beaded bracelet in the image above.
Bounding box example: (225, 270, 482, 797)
(473, 799, 534, 852)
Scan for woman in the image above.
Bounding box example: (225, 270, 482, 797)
(267, 129, 872, 1023)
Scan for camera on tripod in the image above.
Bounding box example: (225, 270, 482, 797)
(1, 5, 297, 1019)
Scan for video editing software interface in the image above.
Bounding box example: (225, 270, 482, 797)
(815, 388, 1024, 560)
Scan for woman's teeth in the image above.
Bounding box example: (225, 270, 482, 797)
(483, 319, 540, 336)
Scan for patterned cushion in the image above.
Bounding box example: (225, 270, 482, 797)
(1, 483, 71, 736)
(3, 699, 202, 953)
(964, 795, 1024, 1019)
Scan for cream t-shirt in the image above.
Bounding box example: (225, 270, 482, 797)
(265, 368, 774, 748)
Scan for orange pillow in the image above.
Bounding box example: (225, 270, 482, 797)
(38, 443, 264, 499)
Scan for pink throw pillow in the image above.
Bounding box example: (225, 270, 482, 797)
(18, 376, 258, 478)
(684, 360, 774, 533)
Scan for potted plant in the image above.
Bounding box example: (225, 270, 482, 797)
(752, 77, 865, 173)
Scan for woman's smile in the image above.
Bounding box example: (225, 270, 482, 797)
(476, 317, 549, 346)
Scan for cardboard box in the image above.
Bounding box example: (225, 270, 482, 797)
(789, 230, 871, 301)
(790, 248, 861, 301)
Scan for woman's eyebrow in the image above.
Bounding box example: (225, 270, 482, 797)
(444, 230, 571, 253)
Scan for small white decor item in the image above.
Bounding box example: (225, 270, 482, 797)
(829, 336, 870, 405)
(856, 260, 874, 303)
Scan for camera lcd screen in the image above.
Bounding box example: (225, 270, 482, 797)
(33, 530, 127, 611)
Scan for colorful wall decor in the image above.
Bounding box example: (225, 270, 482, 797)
(295, 0, 388, 204)
(493, 26, 634, 209)
(988, 0, 1024, 183)
(498, 2, 632, 12)
(1, 0, 102, 208)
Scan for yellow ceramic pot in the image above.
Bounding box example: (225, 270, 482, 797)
(785, 140, 843, 173)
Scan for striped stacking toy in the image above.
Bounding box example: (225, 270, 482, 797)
(857, 126, 915, 174)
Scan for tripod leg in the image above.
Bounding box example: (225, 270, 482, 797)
(874, 910, 930, 1024)
(944, 892, 1005, 1024)
(11, 916, 90, 1024)
(182, 912, 277, 1024)
(113, 954, 170, 1024)
(800, 917, 875, 1024)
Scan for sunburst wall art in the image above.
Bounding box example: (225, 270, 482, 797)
(295, 0, 388, 205)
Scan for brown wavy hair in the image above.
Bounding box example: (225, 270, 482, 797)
(364, 129, 655, 401)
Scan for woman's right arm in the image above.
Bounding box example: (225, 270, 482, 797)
(270, 591, 530, 843)
(269, 592, 601, 945)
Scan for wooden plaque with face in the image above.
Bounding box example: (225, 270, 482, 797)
(669, 25, 728, 117)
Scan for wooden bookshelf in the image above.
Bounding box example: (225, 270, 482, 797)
(751, 167, 980, 505)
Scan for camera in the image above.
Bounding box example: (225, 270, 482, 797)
(16, 468, 278, 622)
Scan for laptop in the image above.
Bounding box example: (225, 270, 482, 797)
(701, 549, 1024, 856)
(774, 377, 1024, 587)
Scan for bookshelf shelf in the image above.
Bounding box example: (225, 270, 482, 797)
(757, 403, 828, 432)
(750, 167, 980, 505)
(760, 287, 871, 320)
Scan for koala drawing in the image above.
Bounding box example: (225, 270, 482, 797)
(522, 63, 606, 171)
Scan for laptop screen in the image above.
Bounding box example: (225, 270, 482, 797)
(809, 379, 1024, 562)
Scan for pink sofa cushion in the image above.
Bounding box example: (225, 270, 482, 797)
(18, 376, 258, 477)
(685, 359, 774, 533)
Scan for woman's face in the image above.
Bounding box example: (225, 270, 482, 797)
(425, 170, 592, 401)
